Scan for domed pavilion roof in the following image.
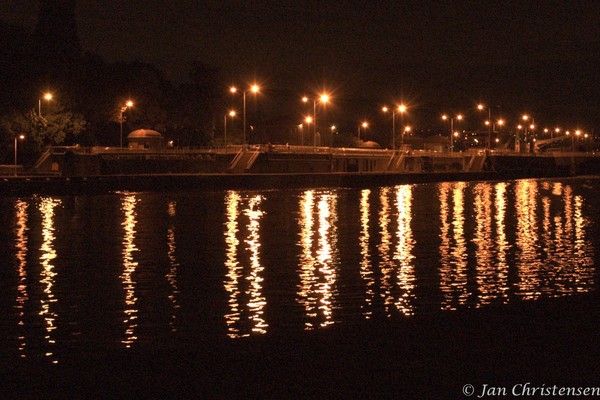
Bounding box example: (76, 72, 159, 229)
(128, 129, 164, 139)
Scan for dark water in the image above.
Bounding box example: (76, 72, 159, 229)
(1, 177, 598, 364)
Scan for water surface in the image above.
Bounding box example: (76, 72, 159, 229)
(0, 177, 597, 363)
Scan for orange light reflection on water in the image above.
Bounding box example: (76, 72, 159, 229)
(297, 190, 339, 330)
(439, 182, 469, 311)
(377, 187, 394, 317)
(38, 197, 61, 363)
(515, 180, 543, 300)
(14, 200, 29, 358)
(120, 194, 139, 348)
(223, 192, 267, 338)
(393, 185, 415, 316)
(359, 189, 375, 318)
(166, 201, 179, 332)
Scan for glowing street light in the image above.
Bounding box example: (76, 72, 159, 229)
(302, 93, 331, 147)
(224, 110, 236, 148)
(442, 113, 463, 152)
(14, 134, 25, 176)
(38, 92, 53, 117)
(382, 104, 407, 149)
(119, 100, 134, 149)
(358, 121, 368, 139)
(477, 103, 493, 149)
(243, 85, 261, 147)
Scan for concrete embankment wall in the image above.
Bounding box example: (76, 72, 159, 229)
(0, 171, 499, 196)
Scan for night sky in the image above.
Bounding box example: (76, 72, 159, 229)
(2, 0, 600, 130)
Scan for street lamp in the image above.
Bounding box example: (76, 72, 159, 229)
(382, 104, 407, 149)
(224, 110, 236, 148)
(398, 104, 407, 147)
(477, 103, 492, 149)
(382, 106, 395, 149)
(119, 100, 134, 150)
(242, 85, 260, 147)
(38, 92, 53, 117)
(14, 134, 25, 176)
(404, 126, 411, 143)
(302, 93, 330, 147)
(358, 121, 368, 140)
(442, 114, 463, 152)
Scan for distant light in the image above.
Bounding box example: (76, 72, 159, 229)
(517, 125, 523, 129)
(404, 126, 411, 132)
(126, 100, 134, 108)
(320, 94, 330, 103)
(576, 130, 581, 136)
(398, 104, 407, 113)
(382, 106, 389, 113)
(441, 114, 448, 120)
(555, 127, 561, 133)
(18, 134, 25, 140)
(457, 114, 463, 121)
(44, 93, 53, 101)
(497, 119, 505, 126)
(522, 115, 529, 121)
(230, 86, 237, 94)
(485, 121, 490, 126)
(229, 110, 236, 117)
(495, 138, 500, 143)
(362, 122, 368, 128)
(530, 124, 535, 130)
(477, 104, 484, 110)
(302, 96, 309, 103)
(330, 125, 336, 131)
(305, 116, 313, 123)
(251, 84, 260, 93)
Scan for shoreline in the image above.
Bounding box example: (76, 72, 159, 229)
(0, 169, 582, 196)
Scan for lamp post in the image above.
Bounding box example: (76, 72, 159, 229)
(521, 114, 535, 152)
(403, 125, 411, 145)
(302, 94, 330, 147)
(38, 92, 53, 117)
(14, 134, 25, 176)
(398, 104, 407, 147)
(382, 104, 407, 149)
(382, 106, 394, 149)
(224, 110, 236, 148)
(442, 114, 463, 152)
(477, 104, 493, 149)
(119, 100, 134, 150)
(242, 85, 260, 147)
(358, 121, 368, 140)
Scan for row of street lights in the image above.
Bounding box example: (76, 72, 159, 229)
(220, 86, 594, 152)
